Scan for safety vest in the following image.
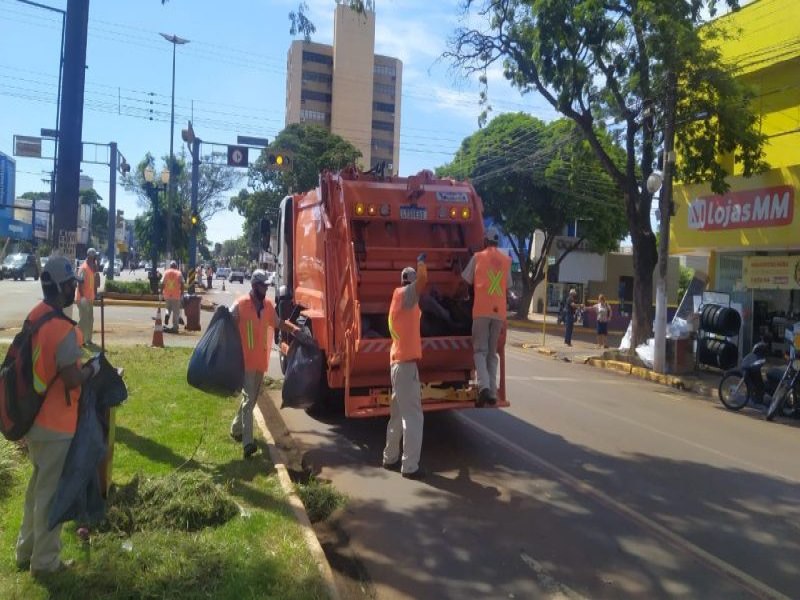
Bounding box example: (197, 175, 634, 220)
(28, 301, 84, 434)
(388, 286, 422, 364)
(162, 268, 183, 300)
(235, 295, 276, 373)
(76, 262, 96, 302)
(473, 247, 512, 320)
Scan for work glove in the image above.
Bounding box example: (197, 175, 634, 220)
(417, 252, 426, 264)
(294, 327, 317, 348)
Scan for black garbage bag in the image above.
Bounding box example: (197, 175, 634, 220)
(281, 341, 323, 409)
(187, 306, 244, 395)
(49, 353, 127, 530)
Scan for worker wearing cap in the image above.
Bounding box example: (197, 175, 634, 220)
(462, 226, 512, 407)
(75, 248, 98, 346)
(161, 260, 184, 333)
(230, 269, 313, 459)
(16, 256, 100, 576)
(383, 254, 428, 479)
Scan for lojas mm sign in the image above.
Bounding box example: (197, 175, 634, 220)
(687, 185, 794, 231)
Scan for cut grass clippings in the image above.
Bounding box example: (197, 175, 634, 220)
(0, 439, 22, 501)
(0, 345, 330, 600)
(295, 476, 347, 524)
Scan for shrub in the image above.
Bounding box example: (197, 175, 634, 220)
(105, 280, 155, 295)
(295, 476, 346, 523)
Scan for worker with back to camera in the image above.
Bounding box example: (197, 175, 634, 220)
(461, 226, 512, 407)
(75, 248, 98, 347)
(383, 253, 428, 479)
(161, 260, 184, 333)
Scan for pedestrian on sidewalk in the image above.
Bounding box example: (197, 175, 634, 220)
(383, 254, 428, 479)
(461, 227, 512, 407)
(206, 266, 213, 290)
(15, 256, 100, 576)
(230, 270, 312, 459)
(75, 248, 98, 347)
(563, 289, 579, 346)
(161, 261, 184, 333)
(588, 294, 611, 348)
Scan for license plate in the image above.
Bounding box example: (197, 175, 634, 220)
(399, 206, 427, 220)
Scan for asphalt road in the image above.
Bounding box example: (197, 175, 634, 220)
(0, 271, 246, 346)
(265, 331, 800, 600)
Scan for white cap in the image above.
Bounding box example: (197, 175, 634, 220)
(401, 266, 416, 284)
(485, 226, 500, 243)
(86, 248, 97, 257)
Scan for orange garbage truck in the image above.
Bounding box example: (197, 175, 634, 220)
(273, 167, 509, 417)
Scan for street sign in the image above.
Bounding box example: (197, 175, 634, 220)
(237, 135, 269, 147)
(40, 128, 59, 138)
(14, 135, 42, 158)
(227, 145, 249, 167)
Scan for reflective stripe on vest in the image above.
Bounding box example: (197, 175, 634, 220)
(28, 301, 83, 434)
(235, 295, 274, 373)
(388, 286, 421, 364)
(473, 247, 512, 319)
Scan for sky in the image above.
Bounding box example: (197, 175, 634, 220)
(0, 0, 561, 245)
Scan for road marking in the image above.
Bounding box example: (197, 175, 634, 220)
(514, 376, 798, 486)
(459, 414, 791, 600)
(519, 551, 587, 600)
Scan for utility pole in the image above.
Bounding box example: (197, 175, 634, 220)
(653, 71, 678, 374)
(53, 0, 90, 260)
(188, 131, 200, 292)
(106, 142, 117, 281)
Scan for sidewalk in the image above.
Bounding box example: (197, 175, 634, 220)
(507, 316, 722, 401)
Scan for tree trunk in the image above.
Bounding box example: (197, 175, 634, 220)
(516, 287, 535, 320)
(630, 228, 658, 347)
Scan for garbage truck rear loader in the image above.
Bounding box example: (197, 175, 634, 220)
(274, 168, 509, 417)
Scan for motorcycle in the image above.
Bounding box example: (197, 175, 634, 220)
(718, 342, 799, 418)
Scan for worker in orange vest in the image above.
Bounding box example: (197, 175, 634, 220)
(230, 270, 313, 458)
(75, 248, 98, 346)
(382, 254, 428, 479)
(161, 260, 184, 333)
(461, 226, 512, 407)
(16, 256, 100, 576)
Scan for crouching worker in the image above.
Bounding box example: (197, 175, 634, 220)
(230, 270, 314, 459)
(16, 257, 100, 576)
(383, 254, 428, 479)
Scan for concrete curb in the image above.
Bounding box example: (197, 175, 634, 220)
(586, 357, 718, 399)
(254, 404, 341, 600)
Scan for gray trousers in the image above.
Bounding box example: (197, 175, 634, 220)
(16, 436, 72, 572)
(383, 362, 423, 474)
(77, 298, 93, 344)
(165, 298, 181, 330)
(472, 317, 503, 397)
(231, 370, 263, 447)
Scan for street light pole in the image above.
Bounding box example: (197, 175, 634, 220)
(159, 33, 189, 262)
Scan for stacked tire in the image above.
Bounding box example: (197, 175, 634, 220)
(697, 304, 741, 370)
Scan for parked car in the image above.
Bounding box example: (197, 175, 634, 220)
(229, 268, 246, 284)
(1, 253, 40, 281)
(216, 267, 231, 280)
(39, 256, 48, 270)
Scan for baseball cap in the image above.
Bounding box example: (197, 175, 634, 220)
(86, 248, 97, 257)
(43, 256, 83, 285)
(169, 260, 177, 268)
(251, 269, 268, 285)
(485, 226, 500, 243)
(401, 266, 416, 284)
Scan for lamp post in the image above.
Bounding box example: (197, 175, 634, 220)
(144, 165, 170, 294)
(159, 32, 190, 262)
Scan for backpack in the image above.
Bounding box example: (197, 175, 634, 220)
(0, 310, 69, 441)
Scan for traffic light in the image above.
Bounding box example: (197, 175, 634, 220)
(190, 213, 200, 228)
(116, 210, 124, 229)
(266, 150, 293, 172)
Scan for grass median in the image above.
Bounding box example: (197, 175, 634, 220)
(0, 346, 330, 600)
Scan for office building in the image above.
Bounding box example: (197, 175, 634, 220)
(285, 2, 402, 174)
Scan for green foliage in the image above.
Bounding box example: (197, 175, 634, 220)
(101, 472, 238, 535)
(230, 122, 361, 244)
(449, 0, 767, 342)
(295, 476, 347, 523)
(438, 113, 627, 316)
(104, 280, 154, 295)
(0, 439, 20, 500)
(678, 265, 695, 303)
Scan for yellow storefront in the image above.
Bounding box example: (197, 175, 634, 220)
(671, 0, 800, 354)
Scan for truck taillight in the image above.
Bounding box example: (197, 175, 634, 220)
(380, 203, 390, 216)
(461, 207, 471, 219)
(355, 203, 366, 216)
(367, 204, 378, 216)
(449, 207, 458, 218)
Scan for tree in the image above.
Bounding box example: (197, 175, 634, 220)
(79, 188, 108, 249)
(122, 152, 236, 262)
(448, 0, 767, 345)
(438, 113, 627, 319)
(230, 123, 361, 247)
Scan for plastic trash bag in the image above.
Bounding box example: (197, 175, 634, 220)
(187, 306, 244, 395)
(49, 353, 127, 529)
(281, 341, 322, 409)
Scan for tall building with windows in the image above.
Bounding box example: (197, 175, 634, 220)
(285, 3, 402, 174)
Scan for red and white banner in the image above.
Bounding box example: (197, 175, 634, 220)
(687, 185, 794, 231)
